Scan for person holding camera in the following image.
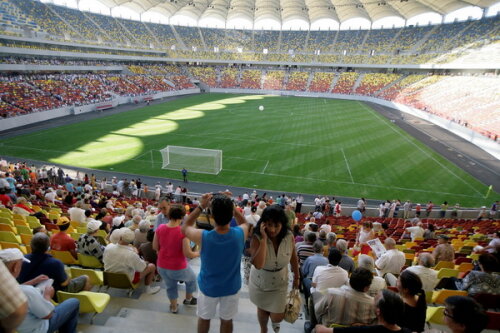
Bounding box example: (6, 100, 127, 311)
(182, 192, 250, 333)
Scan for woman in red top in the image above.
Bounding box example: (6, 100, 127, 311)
(153, 205, 199, 313)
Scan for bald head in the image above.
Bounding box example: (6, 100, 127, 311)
(384, 237, 396, 249)
(418, 253, 434, 268)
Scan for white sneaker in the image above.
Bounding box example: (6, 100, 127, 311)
(145, 285, 161, 294)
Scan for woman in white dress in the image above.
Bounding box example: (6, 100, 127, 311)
(249, 205, 300, 333)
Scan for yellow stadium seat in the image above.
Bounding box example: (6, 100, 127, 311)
(434, 261, 454, 270)
(27, 217, 42, 228)
(13, 214, 26, 222)
(0, 217, 14, 226)
(57, 291, 110, 323)
(20, 233, 33, 246)
(50, 250, 79, 265)
(103, 271, 139, 297)
(437, 268, 459, 279)
(77, 253, 103, 269)
(0, 231, 21, 244)
(426, 306, 445, 325)
(0, 241, 27, 254)
(432, 289, 467, 304)
(455, 262, 474, 273)
(70, 267, 104, 287)
(0, 224, 17, 234)
(16, 225, 32, 235)
(14, 219, 29, 228)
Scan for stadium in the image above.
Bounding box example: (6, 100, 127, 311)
(0, 0, 499, 332)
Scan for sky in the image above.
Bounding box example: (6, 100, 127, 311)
(42, 0, 500, 30)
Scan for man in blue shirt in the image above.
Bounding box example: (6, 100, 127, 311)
(1, 248, 80, 333)
(154, 199, 170, 230)
(18, 233, 91, 296)
(302, 241, 328, 305)
(183, 192, 249, 333)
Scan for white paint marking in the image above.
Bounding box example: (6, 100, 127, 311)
(261, 160, 269, 174)
(358, 102, 484, 197)
(341, 148, 354, 184)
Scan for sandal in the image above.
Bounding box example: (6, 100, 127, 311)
(169, 304, 178, 314)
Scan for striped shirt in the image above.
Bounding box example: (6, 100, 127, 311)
(0, 260, 27, 319)
(315, 285, 376, 326)
(296, 243, 315, 266)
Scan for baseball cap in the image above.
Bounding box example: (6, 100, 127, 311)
(438, 234, 450, 240)
(56, 216, 70, 226)
(87, 220, 102, 233)
(120, 228, 135, 244)
(0, 248, 30, 263)
(112, 215, 125, 227)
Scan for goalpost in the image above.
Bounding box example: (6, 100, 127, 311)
(160, 145, 223, 175)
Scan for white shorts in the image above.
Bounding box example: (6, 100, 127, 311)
(196, 291, 240, 320)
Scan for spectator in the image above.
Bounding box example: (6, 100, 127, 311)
(404, 253, 438, 292)
(128, 215, 142, 232)
(356, 222, 375, 255)
(433, 235, 455, 264)
(439, 253, 500, 296)
(443, 296, 488, 333)
(139, 229, 157, 265)
(133, 220, 150, 249)
(297, 231, 317, 266)
(483, 231, 500, 254)
(18, 233, 91, 296)
(68, 201, 85, 224)
(375, 238, 405, 285)
(405, 221, 424, 241)
(77, 220, 105, 263)
(318, 230, 327, 245)
(155, 199, 170, 230)
(182, 193, 249, 333)
(314, 267, 376, 326)
(1, 248, 80, 333)
(423, 224, 435, 240)
(315, 289, 411, 333)
(323, 232, 337, 257)
(293, 224, 303, 243)
(425, 201, 433, 217)
(245, 206, 260, 227)
(311, 248, 348, 294)
(50, 220, 76, 259)
(336, 239, 355, 274)
(153, 205, 199, 314)
(103, 228, 160, 295)
(358, 254, 387, 297)
(0, 258, 27, 333)
(396, 270, 426, 332)
(284, 204, 296, 227)
(248, 205, 299, 333)
(302, 241, 329, 303)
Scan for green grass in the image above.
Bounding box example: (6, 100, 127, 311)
(0, 93, 495, 206)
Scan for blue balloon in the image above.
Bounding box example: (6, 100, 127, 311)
(352, 210, 362, 221)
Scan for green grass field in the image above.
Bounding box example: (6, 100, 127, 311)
(0, 93, 495, 206)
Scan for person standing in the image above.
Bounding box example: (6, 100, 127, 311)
(403, 200, 411, 219)
(153, 205, 199, 314)
(182, 193, 249, 333)
(249, 205, 300, 333)
(295, 194, 303, 213)
(182, 168, 188, 183)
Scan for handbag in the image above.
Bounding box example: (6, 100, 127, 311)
(284, 288, 301, 324)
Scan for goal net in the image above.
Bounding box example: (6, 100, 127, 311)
(160, 146, 222, 175)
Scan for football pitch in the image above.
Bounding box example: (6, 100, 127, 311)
(0, 93, 495, 206)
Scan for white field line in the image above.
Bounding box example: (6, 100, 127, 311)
(222, 167, 482, 198)
(261, 160, 270, 174)
(358, 102, 484, 197)
(341, 148, 354, 184)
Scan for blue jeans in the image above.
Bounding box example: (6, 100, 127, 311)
(158, 266, 197, 300)
(47, 298, 80, 333)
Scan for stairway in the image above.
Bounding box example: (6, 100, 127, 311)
(78, 258, 305, 333)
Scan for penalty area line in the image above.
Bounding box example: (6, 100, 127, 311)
(261, 160, 270, 174)
(341, 148, 354, 184)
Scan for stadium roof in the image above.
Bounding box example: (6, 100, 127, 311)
(83, 0, 499, 29)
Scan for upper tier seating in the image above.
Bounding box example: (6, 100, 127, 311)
(332, 72, 359, 94)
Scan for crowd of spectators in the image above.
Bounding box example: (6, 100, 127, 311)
(0, 158, 498, 333)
